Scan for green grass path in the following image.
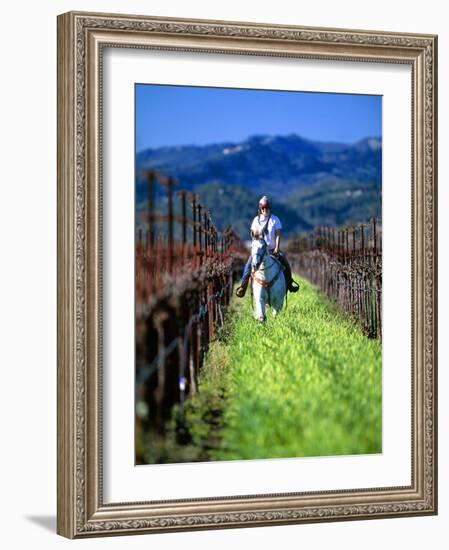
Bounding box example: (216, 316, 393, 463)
(200, 275, 382, 461)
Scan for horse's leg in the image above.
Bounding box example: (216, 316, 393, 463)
(260, 289, 267, 322)
(271, 277, 286, 318)
(253, 285, 265, 322)
(271, 294, 281, 317)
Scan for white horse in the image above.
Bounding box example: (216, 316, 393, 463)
(250, 237, 286, 322)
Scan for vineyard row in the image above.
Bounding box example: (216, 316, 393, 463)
(287, 218, 382, 339)
(135, 170, 245, 447)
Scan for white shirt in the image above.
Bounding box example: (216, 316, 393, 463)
(251, 214, 282, 250)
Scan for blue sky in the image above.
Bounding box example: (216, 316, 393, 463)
(136, 84, 381, 152)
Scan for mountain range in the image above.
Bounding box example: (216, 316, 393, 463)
(136, 134, 382, 240)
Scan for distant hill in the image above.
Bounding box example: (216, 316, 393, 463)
(286, 178, 381, 228)
(136, 134, 381, 239)
(194, 182, 313, 240)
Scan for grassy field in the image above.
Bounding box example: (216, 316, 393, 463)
(140, 275, 382, 463)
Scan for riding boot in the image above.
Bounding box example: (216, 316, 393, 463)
(280, 254, 299, 293)
(236, 256, 252, 298)
(236, 277, 249, 298)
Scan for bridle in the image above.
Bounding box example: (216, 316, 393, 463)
(252, 239, 268, 272)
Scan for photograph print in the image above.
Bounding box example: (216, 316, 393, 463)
(134, 83, 382, 465)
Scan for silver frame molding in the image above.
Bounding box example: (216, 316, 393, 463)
(57, 11, 438, 538)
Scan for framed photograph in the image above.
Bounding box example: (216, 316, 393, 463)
(57, 11, 437, 538)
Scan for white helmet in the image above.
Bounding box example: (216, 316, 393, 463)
(258, 196, 271, 209)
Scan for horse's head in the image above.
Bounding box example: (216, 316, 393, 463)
(251, 237, 268, 272)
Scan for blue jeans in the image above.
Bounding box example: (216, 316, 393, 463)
(241, 256, 252, 285)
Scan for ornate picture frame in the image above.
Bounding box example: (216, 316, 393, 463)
(57, 11, 437, 538)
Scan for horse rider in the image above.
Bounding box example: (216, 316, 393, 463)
(235, 196, 299, 298)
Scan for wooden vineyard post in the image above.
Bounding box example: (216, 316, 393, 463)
(167, 177, 174, 274)
(154, 311, 168, 433)
(197, 203, 203, 266)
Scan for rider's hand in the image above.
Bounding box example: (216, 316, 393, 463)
(273, 247, 279, 256)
